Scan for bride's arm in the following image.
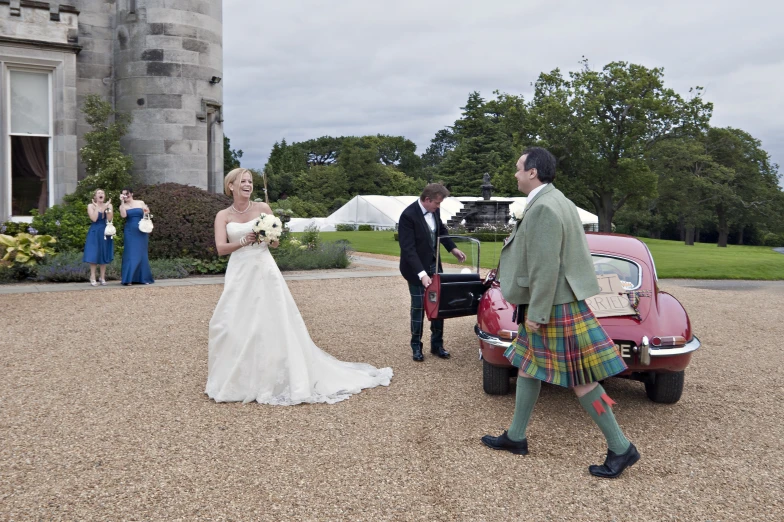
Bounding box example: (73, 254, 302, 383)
(214, 210, 249, 256)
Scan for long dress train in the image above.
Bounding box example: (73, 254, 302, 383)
(121, 208, 154, 284)
(206, 221, 393, 405)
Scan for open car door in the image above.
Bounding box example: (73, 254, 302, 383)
(424, 236, 488, 320)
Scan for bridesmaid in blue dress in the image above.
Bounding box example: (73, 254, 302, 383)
(119, 187, 154, 285)
(83, 189, 114, 286)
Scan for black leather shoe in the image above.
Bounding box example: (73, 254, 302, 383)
(412, 348, 424, 362)
(588, 443, 640, 478)
(431, 347, 450, 359)
(481, 431, 529, 455)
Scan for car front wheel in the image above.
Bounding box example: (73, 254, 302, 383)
(483, 360, 512, 395)
(644, 371, 685, 404)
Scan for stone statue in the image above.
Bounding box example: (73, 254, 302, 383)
(481, 173, 493, 200)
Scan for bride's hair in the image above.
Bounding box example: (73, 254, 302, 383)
(224, 168, 252, 196)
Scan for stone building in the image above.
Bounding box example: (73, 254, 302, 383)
(0, 0, 224, 222)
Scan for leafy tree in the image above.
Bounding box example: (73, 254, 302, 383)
(704, 127, 781, 246)
(67, 94, 133, 203)
(294, 165, 350, 206)
(529, 60, 713, 232)
(645, 138, 726, 244)
(223, 135, 243, 173)
(422, 129, 457, 182)
(426, 91, 525, 196)
(374, 135, 424, 179)
(265, 139, 307, 200)
(433, 92, 521, 195)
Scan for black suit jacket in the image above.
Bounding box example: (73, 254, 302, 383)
(398, 201, 457, 284)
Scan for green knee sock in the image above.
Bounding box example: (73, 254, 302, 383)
(578, 384, 631, 454)
(507, 377, 541, 442)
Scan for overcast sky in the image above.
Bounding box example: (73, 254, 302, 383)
(223, 0, 783, 184)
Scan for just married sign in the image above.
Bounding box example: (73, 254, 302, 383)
(585, 274, 637, 318)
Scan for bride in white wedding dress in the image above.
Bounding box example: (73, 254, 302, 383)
(205, 169, 393, 405)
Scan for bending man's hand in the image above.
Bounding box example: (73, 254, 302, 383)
(420, 274, 432, 288)
(451, 248, 466, 263)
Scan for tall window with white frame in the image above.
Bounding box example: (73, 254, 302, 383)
(7, 69, 53, 219)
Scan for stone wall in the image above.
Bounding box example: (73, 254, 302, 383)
(113, 0, 223, 190)
(0, 1, 81, 211)
(71, 0, 115, 179)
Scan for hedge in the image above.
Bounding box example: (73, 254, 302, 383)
(135, 183, 232, 260)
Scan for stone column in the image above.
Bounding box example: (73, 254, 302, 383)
(113, 0, 223, 190)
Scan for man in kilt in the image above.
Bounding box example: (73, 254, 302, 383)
(399, 183, 466, 361)
(481, 147, 640, 478)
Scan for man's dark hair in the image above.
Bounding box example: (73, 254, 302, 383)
(121, 187, 134, 195)
(521, 147, 557, 184)
(420, 183, 450, 201)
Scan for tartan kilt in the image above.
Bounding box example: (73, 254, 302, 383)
(503, 300, 627, 388)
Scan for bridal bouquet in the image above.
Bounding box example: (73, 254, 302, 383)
(251, 213, 283, 244)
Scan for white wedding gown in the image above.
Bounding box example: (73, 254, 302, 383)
(206, 221, 393, 405)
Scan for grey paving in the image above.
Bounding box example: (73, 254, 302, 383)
(0, 256, 399, 295)
(3, 255, 782, 296)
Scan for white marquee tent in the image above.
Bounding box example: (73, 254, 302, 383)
(287, 195, 599, 232)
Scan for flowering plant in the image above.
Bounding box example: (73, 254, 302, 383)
(251, 213, 283, 244)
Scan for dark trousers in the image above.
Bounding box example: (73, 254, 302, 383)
(407, 262, 443, 353)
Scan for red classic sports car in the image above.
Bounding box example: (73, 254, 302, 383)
(424, 233, 701, 404)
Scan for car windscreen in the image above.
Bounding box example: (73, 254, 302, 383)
(591, 255, 641, 290)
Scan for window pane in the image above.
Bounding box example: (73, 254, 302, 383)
(11, 136, 49, 216)
(10, 70, 50, 135)
(591, 255, 641, 290)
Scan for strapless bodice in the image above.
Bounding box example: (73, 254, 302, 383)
(226, 220, 254, 243)
(226, 221, 267, 252)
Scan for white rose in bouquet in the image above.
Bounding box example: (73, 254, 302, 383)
(251, 213, 283, 244)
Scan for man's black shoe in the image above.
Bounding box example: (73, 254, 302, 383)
(412, 347, 424, 362)
(431, 347, 450, 359)
(588, 443, 640, 478)
(480, 431, 529, 455)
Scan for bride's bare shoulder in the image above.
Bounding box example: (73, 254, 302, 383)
(255, 201, 273, 214)
(215, 207, 231, 223)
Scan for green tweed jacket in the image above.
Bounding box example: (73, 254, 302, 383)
(499, 184, 600, 324)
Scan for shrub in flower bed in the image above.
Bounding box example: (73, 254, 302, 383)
(0, 221, 32, 236)
(274, 240, 352, 271)
(26, 251, 190, 283)
(30, 201, 96, 252)
(335, 223, 357, 231)
(134, 183, 231, 260)
(357, 224, 374, 231)
(34, 251, 111, 282)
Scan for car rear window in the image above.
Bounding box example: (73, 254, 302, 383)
(591, 255, 641, 290)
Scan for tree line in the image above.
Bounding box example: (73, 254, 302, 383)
(229, 59, 783, 247)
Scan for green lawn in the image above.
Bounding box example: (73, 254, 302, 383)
(640, 238, 784, 280)
(296, 231, 784, 280)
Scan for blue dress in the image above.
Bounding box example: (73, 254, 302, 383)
(83, 211, 114, 264)
(121, 208, 154, 285)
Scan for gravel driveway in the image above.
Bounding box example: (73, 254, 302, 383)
(1, 276, 782, 521)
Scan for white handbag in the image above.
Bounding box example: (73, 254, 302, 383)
(104, 219, 117, 239)
(138, 212, 154, 234)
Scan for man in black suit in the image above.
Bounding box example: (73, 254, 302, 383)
(398, 184, 466, 362)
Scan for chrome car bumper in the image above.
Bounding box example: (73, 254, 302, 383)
(474, 325, 512, 348)
(648, 336, 701, 357)
(474, 325, 701, 363)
